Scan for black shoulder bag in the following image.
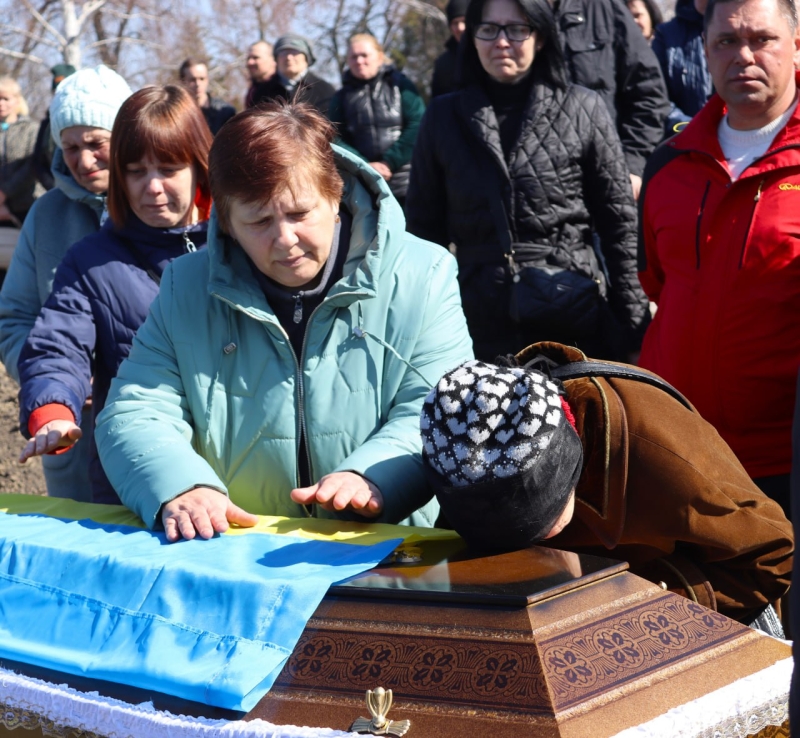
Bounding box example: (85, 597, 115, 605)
(486, 170, 602, 336)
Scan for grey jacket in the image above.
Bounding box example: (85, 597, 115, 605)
(0, 148, 105, 381)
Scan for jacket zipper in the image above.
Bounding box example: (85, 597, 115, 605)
(739, 178, 765, 269)
(182, 230, 197, 252)
(211, 290, 371, 518)
(291, 293, 370, 511)
(694, 180, 711, 269)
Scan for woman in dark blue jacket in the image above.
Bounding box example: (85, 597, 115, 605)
(17, 85, 212, 503)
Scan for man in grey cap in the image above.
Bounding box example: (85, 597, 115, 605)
(250, 35, 335, 117)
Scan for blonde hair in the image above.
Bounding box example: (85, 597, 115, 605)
(348, 33, 384, 55)
(0, 77, 26, 117)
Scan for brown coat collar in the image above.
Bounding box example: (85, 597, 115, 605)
(515, 342, 627, 548)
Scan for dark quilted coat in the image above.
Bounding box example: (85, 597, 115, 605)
(18, 216, 208, 503)
(554, 0, 669, 177)
(406, 80, 649, 360)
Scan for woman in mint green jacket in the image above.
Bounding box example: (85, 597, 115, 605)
(95, 102, 473, 541)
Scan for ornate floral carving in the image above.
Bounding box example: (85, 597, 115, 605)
(409, 646, 457, 688)
(544, 647, 596, 689)
(595, 629, 644, 667)
(276, 594, 750, 716)
(471, 651, 521, 695)
(639, 612, 689, 650)
(351, 642, 396, 683)
(289, 636, 336, 679)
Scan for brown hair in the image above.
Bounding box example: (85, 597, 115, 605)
(107, 85, 213, 227)
(209, 100, 343, 233)
(178, 58, 208, 79)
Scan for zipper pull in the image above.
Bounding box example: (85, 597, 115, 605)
(755, 179, 765, 202)
(293, 295, 303, 324)
(183, 231, 196, 252)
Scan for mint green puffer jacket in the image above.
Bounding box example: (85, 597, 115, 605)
(96, 148, 473, 529)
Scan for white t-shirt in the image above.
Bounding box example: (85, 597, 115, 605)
(718, 97, 798, 181)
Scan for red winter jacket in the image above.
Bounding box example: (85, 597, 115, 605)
(638, 76, 800, 479)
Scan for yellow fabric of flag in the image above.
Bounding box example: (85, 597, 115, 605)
(0, 493, 460, 547)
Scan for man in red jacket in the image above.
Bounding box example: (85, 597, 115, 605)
(638, 0, 800, 518)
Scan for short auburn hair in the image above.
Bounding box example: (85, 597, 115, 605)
(107, 85, 212, 227)
(209, 100, 343, 233)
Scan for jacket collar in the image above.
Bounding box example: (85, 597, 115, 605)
(671, 70, 800, 173)
(459, 77, 555, 179)
(51, 147, 107, 215)
(206, 145, 403, 321)
(515, 341, 628, 548)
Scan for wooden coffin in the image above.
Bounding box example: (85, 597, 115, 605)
(248, 538, 790, 737)
(0, 538, 790, 737)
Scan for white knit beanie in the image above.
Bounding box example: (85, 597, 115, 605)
(50, 65, 132, 147)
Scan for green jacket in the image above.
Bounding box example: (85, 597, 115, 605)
(96, 147, 473, 529)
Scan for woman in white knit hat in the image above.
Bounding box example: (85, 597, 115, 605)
(0, 64, 131, 502)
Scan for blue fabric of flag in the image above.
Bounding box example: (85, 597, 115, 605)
(0, 512, 400, 711)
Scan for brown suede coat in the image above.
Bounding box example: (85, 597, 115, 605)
(516, 343, 793, 622)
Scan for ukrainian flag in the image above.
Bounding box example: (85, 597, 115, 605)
(0, 495, 455, 711)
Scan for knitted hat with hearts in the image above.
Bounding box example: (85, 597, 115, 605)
(421, 359, 583, 551)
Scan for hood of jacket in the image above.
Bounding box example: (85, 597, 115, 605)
(50, 147, 107, 215)
(674, 0, 704, 24)
(204, 143, 404, 318)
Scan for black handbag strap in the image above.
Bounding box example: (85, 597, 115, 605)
(547, 360, 694, 412)
(513, 354, 694, 412)
(477, 147, 519, 271)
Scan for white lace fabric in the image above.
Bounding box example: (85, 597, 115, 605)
(0, 665, 359, 738)
(610, 656, 791, 738)
(0, 656, 791, 738)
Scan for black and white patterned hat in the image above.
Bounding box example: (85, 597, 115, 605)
(421, 359, 584, 551)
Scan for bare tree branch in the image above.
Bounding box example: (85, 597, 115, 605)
(0, 46, 45, 64)
(75, 0, 109, 28)
(87, 35, 151, 48)
(97, 6, 165, 22)
(20, 0, 66, 46)
(0, 24, 61, 49)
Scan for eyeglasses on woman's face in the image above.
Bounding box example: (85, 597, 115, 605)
(474, 22, 535, 41)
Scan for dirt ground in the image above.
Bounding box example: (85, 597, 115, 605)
(0, 362, 46, 495)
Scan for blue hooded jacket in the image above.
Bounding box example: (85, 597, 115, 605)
(652, 0, 714, 136)
(18, 215, 207, 503)
(95, 147, 473, 528)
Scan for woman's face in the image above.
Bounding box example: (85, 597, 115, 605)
(228, 182, 338, 289)
(0, 88, 19, 123)
(474, 0, 538, 84)
(627, 0, 653, 40)
(60, 126, 112, 194)
(124, 154, 198, 228)
(347, 40, 384, 80)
